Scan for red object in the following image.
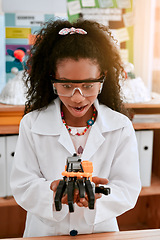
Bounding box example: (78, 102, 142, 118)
(14, 49, 25, 62)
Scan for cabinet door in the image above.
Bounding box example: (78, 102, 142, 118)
(0, 136, 6, 197)
(135, 130, 153, 187)
(6, 135, 18, 196)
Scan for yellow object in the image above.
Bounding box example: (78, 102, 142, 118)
(6, 27, 31, 39)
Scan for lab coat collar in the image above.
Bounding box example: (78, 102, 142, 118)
(31, 98, 63, 135)
(31, 97, 129, 136)
(31, 98, 129, 158)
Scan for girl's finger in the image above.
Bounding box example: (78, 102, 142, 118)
(61, 194, 68, 205)
(79, 198, 88, 207)
(92, 176, 109, 185)
(50, 180, 61, 192)
(95, 193, 102, 200)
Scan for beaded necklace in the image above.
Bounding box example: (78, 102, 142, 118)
(61, 106, 96, 136)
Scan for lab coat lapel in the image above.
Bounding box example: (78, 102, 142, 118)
(58, 125, 75, 155)
(31, 98, 75, 155)
(82, 122, 105, 160)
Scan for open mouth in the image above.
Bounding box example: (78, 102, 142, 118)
(72, 106, 86, 111)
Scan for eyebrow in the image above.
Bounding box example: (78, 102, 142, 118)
(51, 75, 105, 83)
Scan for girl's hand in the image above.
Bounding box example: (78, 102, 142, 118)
(50, 180, 79, 205)
(50, 177, 109, 208)
(76, 176, 109, 208)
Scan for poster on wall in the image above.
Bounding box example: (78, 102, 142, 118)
(1, 10, 68, 103)
(67, 0, 134, 64)
(5, 13, 55, 82)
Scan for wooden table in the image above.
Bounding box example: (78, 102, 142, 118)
(3, 229, 160, 240)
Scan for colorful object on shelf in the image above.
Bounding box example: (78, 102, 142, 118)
(121, 62, 151, 103)
(6, 47, 27, 73)
(13, 49, 25, 62)
(7, 47, 26, 63)
(0, 67, 27, 105)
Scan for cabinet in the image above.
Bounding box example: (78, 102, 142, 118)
(0, 103, 26, 238)
(0, 135, 18, 197)
(0, 103, 160, 238)
(135, 130, 153, 187)
(117, 103, 160, 230)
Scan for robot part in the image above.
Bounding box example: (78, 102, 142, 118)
(54, 154, 110, 212)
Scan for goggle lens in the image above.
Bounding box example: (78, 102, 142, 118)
(52, 75, 105, 97)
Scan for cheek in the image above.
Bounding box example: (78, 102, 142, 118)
(58, 96, 68, 105)
(89, 94, 99, 101)
(57, 96, 75, 111)
(86, 95, 98, 106)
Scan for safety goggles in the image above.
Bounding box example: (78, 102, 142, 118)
(52, 75, 105, 97)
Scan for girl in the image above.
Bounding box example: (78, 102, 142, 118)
(10, 19, 141, 237)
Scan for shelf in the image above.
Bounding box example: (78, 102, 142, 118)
(0, 103, 24, 134)
(1, 103, 160, 132)
(125, 102, 160, 114)
(125, 103, 160, 109)
(0, 125, 20, 134)
(140, 175, 160, 196)
(0, 196, 17, 207)
(132, 113, 160, 130)
(133, 122, 160, 130)
(0, 103, 24, 111)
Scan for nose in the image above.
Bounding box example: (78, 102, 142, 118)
(70, 88, 85, 102)
(71, 87, 84, 96)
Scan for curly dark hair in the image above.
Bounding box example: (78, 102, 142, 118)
(24, 18, 130, 117)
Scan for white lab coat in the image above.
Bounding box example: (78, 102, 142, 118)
(10, 98, 141, 237)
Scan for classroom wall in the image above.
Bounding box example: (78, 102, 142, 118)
(133, 0, 155, 92)
(2, 0, 67, 13)
(0, 0, 156, 94)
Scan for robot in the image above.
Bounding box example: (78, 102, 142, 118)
(54, 154, 110, 212)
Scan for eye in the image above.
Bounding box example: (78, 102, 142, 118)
(62, 84, 72, 89)
(82, 84, 94, 89)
